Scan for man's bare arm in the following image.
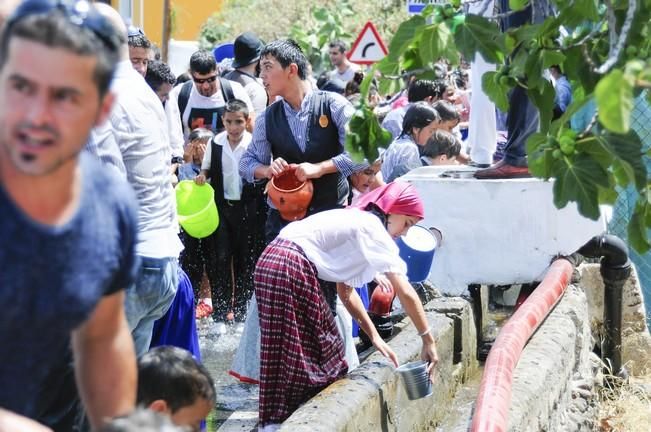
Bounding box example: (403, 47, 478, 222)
(72, 290, 136, 429)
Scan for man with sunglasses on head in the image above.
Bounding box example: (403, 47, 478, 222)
(166, 50, 255, 157)
(0, 0, 139, 430)
(126, 25, 150, 77)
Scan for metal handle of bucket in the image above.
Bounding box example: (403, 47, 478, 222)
(428, 227, 442, 247)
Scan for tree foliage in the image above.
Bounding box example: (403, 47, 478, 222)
(346, 0, 651, 252)
(198, 0, 408, 74)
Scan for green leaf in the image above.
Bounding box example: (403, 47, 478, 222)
(524, 47, 543, 88)
(509, 0, 530, 11)
(419, 24, 452, 65)
(481, 71, 510, 112)
(510, 24, 542, 46)
(573, 0, 600, 21)
(403, 46, 424, 70)
(376, 58, 401, 96)
(541, 50, 566, 68)
(597, 183, 618, 205)
(628, 201, 651, 253)
(552, 154, 608, 219)
(527, 80, 556, 134)
(601, 132, 647, 189)
(595, 69, 634, 134)
(388, 14, 427, 61)
(453, 14, 504, 64)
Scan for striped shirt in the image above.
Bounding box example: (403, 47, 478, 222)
(239, 90, 356, 184)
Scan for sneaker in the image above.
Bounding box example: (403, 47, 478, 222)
(195, 300, 213, 319)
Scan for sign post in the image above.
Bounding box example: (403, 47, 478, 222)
(347, 21, 389, 65)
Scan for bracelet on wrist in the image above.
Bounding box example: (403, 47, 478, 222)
(418, 326, 432, 337)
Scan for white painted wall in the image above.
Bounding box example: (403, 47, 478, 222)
(168, 39, 199, 77)
(401, 167, 607, 295)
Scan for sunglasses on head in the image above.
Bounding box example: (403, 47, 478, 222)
(192, 74, 218, 85)
(5, 0, 121, 52)
(127, 25, 145, 38)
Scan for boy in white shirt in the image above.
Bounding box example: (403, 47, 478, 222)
(195, 100, 267, 323)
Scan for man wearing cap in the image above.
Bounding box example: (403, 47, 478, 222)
(223, 31, 267, 115)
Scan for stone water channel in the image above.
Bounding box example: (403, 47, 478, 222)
(195, 299, 513, 431)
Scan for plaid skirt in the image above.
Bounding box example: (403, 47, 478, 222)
(256, 238, 348, 425)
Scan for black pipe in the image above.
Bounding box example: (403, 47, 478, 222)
(577, 234, 632, 374)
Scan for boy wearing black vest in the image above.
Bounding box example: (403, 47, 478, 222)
(195, 100, 266, 322)
(239, 39, 357, 242)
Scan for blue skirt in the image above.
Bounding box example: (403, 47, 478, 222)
(150, 268, 201, 360)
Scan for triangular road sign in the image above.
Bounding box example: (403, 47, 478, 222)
(347, 21, 388, 65)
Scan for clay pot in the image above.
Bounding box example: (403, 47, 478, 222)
(267, 168, 314, 221)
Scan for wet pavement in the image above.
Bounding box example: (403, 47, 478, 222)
(197, 319, 258, 431)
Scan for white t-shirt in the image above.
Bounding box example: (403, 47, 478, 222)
(278, 209, 407, 287)
(330, 63, 360, 84)
(201, 130, 252, 200)
(166, 79, 254, 152)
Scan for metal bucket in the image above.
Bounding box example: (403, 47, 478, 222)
(396, 360, 432, 400)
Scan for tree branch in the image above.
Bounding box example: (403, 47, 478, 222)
(594, 0, 637, 74)
(578, 110, 599, 138)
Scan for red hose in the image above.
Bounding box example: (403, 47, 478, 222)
(470, 258, 574, 432)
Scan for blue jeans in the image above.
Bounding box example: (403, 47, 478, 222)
(125, 256, 178, 356)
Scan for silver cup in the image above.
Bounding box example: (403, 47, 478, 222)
(396, 360, 432, 400)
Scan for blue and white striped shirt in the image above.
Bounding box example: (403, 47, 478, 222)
(239, 90, 356, 184)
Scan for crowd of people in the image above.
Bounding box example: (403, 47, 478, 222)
(0, 1, 572, 431)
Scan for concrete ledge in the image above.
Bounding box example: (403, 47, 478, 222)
(280, 298, 477, 431)
(508, 285, 596, 432)
(579, 264, 651, 375)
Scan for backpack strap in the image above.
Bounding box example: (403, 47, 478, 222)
(177, 80, 193, 127)
(219, 77, 235, 102)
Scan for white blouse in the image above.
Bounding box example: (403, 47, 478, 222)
(278, 208, 407, 287)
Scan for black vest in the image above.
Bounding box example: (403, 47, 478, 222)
(208, 138, 262, 204)
(265, 91, 348, 214)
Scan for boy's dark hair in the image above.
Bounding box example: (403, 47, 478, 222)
(145, 60, 176, 92)
(421, 130, 461, 159)
(407, 79, 447, 103)
(328, 40, 347, 54)
(432, 100, 460, 123)
(189, 50, 217, 75)
(550, 64, 563, 75)
(401, 102, 440, 138)
(345, 71, 365, 96)
(0, 9, 122, 97)
(137, 346, 216, 412)
(224, 98, 250, 119)
(260, 39, 307, 80)
(188, 127, 214, 143)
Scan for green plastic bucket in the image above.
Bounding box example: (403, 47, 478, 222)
(175, 180, 219, 238)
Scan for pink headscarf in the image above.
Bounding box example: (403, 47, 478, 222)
(352, 181, 425, 219)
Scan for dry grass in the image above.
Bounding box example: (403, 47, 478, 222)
(595, 369, 651, 432)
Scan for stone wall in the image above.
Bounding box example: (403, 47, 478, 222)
(507, 285, 599, 432)
(279, 297, 478, 431)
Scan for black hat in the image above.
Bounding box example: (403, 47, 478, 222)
(231, 32, 263, 69)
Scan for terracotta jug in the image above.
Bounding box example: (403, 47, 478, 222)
(267, 168, 314, 221)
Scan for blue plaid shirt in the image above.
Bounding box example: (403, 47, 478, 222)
(239, 90, 356, 184)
